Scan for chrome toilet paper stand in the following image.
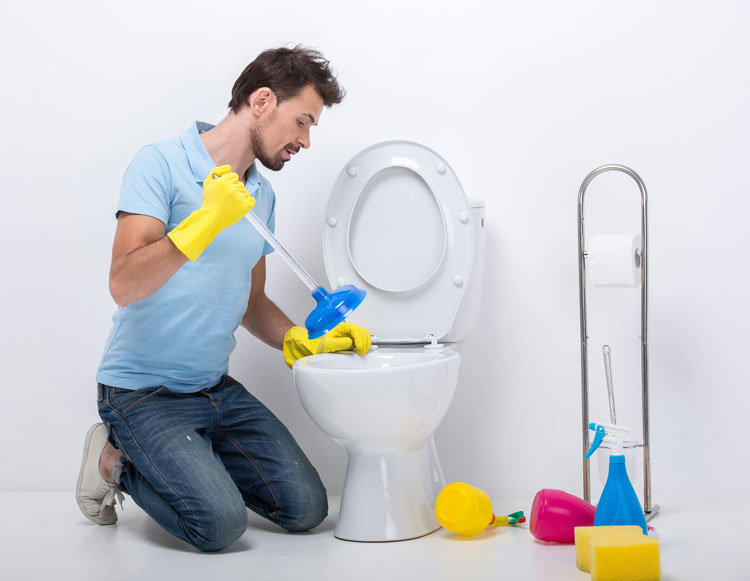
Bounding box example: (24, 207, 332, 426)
(577, 164, 660, 521)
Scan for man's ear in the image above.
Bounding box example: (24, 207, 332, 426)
(248, 87, 277, 118)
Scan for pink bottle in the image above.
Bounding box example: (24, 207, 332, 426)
(529, 489, 596, 543)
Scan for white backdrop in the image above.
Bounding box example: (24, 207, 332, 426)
(1, 1, 748, 505)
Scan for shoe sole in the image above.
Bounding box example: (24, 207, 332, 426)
(75, 423, 115, 526)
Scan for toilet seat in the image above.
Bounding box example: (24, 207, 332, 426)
(324, 141, 474, 343)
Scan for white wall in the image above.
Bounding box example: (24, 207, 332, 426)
(1, 0, 748, 504)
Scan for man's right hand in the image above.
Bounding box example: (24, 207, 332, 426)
(167, 165, 256, 262)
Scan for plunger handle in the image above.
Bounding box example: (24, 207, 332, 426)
(211, 172, 320, 291)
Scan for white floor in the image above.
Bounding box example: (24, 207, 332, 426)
(1, 492, 747, 580)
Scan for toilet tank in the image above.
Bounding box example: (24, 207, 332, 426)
(442, 199, 486, 343)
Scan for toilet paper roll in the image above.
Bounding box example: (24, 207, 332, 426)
(587, 233, 642, 288)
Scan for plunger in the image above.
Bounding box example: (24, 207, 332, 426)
(242, 207, 366, 339)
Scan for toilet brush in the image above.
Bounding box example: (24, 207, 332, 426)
(603, 345, 617, 425)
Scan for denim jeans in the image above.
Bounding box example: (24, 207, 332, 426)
(97, 374, 328, 551)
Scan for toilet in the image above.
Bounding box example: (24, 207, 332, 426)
(293, 140, 485, 542)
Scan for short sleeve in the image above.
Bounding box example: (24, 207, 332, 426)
(116, 145, 172, 225)
(262, 190, 276, 256)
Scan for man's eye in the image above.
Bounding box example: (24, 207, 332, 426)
(297, 120, 305, 127)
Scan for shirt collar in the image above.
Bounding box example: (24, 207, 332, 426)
(180, 121, 262, 188)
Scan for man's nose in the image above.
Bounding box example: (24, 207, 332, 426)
(297, 128, 311, 149)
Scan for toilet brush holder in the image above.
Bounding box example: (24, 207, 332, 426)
(577, 164, 660, 521)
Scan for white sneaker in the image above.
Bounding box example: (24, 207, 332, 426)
(75, 423, 124, 525)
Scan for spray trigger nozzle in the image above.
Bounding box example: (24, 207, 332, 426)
(585, 423, 607, 458)
(584, 422, 632, 458)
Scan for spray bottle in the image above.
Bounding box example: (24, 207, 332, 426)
(585, 422, 647, 534)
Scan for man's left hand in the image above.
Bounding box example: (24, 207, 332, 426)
(282, 323, 371, 368)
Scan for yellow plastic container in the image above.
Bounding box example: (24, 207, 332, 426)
(434, 482, 494, 536)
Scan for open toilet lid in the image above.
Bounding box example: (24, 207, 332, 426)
(323, 141, 475, 343)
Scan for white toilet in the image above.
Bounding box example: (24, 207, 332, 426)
(293, 140, 485, 542)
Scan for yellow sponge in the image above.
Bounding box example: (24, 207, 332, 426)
(575, 526, 643, 573)
(590, 533, 660, 581)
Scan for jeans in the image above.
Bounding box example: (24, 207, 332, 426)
(97, 375, 328, 552)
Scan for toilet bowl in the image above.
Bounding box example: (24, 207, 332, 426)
(295, 346, 459, 541)
(292, 141, 485, 542)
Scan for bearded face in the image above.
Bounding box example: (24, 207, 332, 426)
(250, 110, 301, 172)
(248, 85, 323, 172)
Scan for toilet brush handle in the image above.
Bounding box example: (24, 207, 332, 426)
(602, 345, 617, 425)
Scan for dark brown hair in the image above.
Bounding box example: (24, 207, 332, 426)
(228, 45, 345, 111)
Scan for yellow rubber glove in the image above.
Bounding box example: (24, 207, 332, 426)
(167, 165, 256, 262)
(283, 322, 372, 368)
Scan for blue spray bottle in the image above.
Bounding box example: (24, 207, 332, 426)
(585, 422, 647, 534)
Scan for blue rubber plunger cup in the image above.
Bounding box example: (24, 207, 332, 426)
(305, 285, 367, 339)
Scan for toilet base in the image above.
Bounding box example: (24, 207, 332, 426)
(334, 447, 441, 542)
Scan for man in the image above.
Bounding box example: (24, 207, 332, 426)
(75, 46, 371, 552)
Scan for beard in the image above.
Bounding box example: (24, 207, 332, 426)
(250, 120, 288, 172)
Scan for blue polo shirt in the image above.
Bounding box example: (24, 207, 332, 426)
(97, 121, 276, 393)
